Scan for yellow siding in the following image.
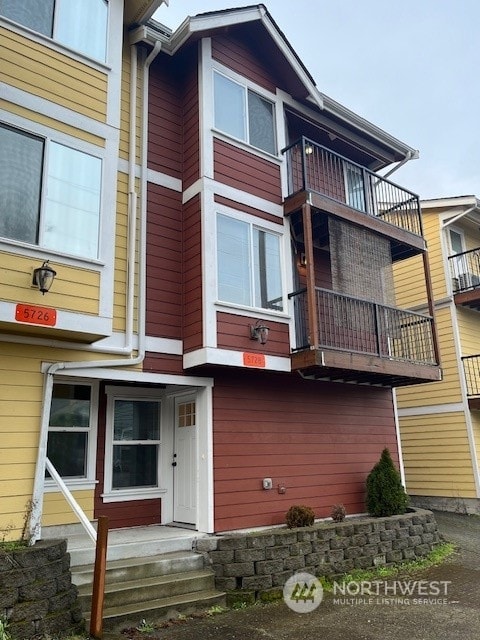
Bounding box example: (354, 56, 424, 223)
(0, 27, 107, 122)
(43, 491, 94, 525)
(396, 306, 462, 407)
(400, 412, 476, 497)
(0, 99, 105, 148)
(457, 307, 480, 355)
(393, 254, 425, 309)
(113, 171, 135, 332)
(119, 43, 143, 161)
(471, 411, 480, 475)
(0, 252, 100, 315)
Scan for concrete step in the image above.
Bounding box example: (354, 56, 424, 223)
(78, 569, 215, 609)
(100, 589, 226, 631)
(72, 550, 205, 587)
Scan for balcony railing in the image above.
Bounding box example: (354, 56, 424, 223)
(282, 137, 423, 237)
(290, 287, 437, 365)
(462, 355, 480, 396)
(448, 247, 480, 293)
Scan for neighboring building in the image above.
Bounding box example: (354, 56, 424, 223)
(395, 195, 480, 514)
(0, 3, 441, 542)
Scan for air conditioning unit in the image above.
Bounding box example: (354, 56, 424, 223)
(458, 272, 480, 291)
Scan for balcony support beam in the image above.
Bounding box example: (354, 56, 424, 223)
(302, 202, 319, 350)
(422, 251, 441, 367)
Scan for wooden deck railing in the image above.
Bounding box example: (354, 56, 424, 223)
(448, 247, 480, 293)
(282, 137, 423, 237)
(462, 355, 480, 396)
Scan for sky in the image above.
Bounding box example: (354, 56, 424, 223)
(153, 1, 480, 201)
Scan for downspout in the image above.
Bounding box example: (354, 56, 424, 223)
(380, 149, 417, 180)
(29, 39, 162, 541)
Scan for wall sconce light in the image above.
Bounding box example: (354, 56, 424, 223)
(299, 252, 307, 267)
(250, 320, 269, 345)
(304, 143, 314, 155)
(32, 260, 57, 295)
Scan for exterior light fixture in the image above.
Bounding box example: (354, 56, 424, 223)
(250, 320, 269, 345)
(32, 260, 57, 295)
(304, 142, 314, 155)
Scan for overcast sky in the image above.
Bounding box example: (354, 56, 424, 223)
(154, 1, 479, 201)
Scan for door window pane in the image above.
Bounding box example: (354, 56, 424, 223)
(345, 165, 366, 212)
(0, 124, 43, 244)
(253, 229, 283, 311)
(112, 444, 158, 489)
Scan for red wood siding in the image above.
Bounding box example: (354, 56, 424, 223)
(183, 195, 203, 352)
(214, 139, 282, 204)
(212, 32, 277, 93)
(144, 352, 184, 375)
(217, 312, 290, 357)
(146, 184, 182, 340)
(94, 385, 161, 528)
(212, 370, 399, 531)
(148, 59, 182, 179)
(182, 47, 200, 190)
(214, 194, 283, 226)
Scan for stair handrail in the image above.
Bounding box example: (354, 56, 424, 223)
(45, 457, 97, 544)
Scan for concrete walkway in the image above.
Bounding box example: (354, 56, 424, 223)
(104, 511, 480, 640)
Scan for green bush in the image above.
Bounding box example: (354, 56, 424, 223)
(285, 505, 315, 528)
(366, 448, 409, 517)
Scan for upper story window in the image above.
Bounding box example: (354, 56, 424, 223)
(0, 123, 102, 260)
(217, 213, 283, 311)
(213, 71, 276, 155)
(0, 0, 108, 62)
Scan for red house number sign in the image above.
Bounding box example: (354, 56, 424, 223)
(15, 303, 57, 327)
(243, 352, 266, 368)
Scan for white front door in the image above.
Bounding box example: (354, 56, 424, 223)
(173, 395, 197, 525)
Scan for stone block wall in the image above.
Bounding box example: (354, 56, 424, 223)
(0, 539, 83, 639)
(195, 508, 440, 594)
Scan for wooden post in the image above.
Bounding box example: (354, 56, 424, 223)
(90, 516, 109, 639)
(302, 202, 319, 349)
(422, 251, 441, 366)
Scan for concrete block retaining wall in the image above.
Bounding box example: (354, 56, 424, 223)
(195, 508, 440, 594)
(0, 539, 83, 639)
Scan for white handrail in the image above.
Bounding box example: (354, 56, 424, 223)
(45, 458, 97, 545)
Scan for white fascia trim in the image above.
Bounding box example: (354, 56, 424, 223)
(202, 185, 218, 348)
(105, 0, 123, 127)
(392, 391, 406, 488)
(397, 403, 465, 417)
(200, 38, 214, 180)
(422, 196, 479, 210)
(1, 84, 113, 141)
(145, 335, 183, 355)
(183, 178, 203, 204)
(0, 301, 111, 337)
(183, 347, 291, 372)
(199, 385, 214, 533)
(102, 489, 167, 503)
(50, 366, 214, 387)
(146, 167, 182, 192)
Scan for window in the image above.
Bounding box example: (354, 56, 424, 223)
(111, 399, 161, 490)
(0, 0, 108, 61)
(213, 71, 276, 155)
(47, 383, 93, 479)
(345, 164, 366, 212)
(217, 213, 283, 311)
(0, 124, 102, 259)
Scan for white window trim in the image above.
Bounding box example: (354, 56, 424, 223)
(103, 387, 166, 502)
(45, 379, 99, 491)
(0, 114, 107, 265)
(215, 207, 287, 314)
(0, 2, 111, 70)
(212, 65, 278, 158)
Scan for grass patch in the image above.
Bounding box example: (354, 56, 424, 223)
(320, 542, 455, 591)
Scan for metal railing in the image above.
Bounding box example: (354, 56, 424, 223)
(282, 137, 423, 237)
(462, 355, 480, 396)
(448, 247, 480, 292)
(290, 287, 437, 365)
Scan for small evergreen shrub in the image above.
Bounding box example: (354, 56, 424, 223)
(366, 448, 409, 517)
(330, 503, 346, 522)
(285, 505, 315, 528)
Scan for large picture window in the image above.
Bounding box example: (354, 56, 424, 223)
(0, 124, 102, 259)
(47, 383, 93, 480)
(213, 71, 276, 155)
(0, 0, 108, 61)
(217, 213, 283, 311)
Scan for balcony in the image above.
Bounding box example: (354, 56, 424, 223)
(462, 355, 480, 409)
(289, 288, 441, 387)
(448, 247, 480, 311)
(282, 138, 425, 260)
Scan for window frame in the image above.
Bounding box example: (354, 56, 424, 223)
(216, 211, 285, 313)
(0, 120, 104, 262)
(103, 388, 166, 502)
(0, 0, 109, 64)
(45, 380, 99, 491)
(213, 69, 277, 156)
